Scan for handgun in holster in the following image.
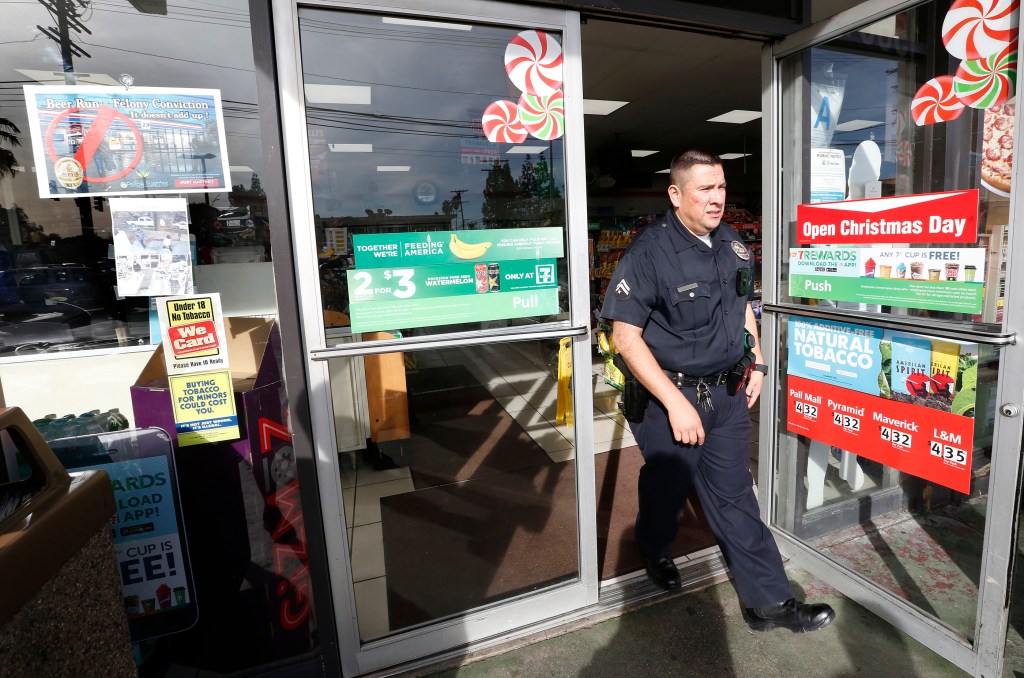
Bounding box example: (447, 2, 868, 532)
(726, 331, 757, 396)
(613, 354, 650, 423)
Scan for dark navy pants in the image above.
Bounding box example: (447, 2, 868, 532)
(629, 382, 792, 608)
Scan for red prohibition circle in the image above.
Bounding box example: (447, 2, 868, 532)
(44, 106, 144, 183)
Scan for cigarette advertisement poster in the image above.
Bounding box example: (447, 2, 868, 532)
(23, 85, 231, 198)
(71, 429, 196, 639)
(156, 294, 238, 445)
(787, 317, 978, 493)
(788, 246, 986, 313)
(111, 197, 194, 297)
(347, 228, 564, 333)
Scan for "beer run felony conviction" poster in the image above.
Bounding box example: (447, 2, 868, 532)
(23, 85, 231, 198)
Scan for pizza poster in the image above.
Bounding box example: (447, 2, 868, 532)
(156, 294, 229, 376)
(788, 246, 986, 313)
(787, 317, 979, 493)
(23, 85, 231, 198)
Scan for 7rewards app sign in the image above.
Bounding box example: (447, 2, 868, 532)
(347, 228, 564, 333)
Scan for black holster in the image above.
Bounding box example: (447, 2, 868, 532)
(726, 351, 756, 396)
(614, 354, 650, 423)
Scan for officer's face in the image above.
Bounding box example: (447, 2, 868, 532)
(668, 163, 727, 236)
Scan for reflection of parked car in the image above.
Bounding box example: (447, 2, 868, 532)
(126, 215, 155, 228)
(12, 265, 99, 309)
(214, 208, 254, 230)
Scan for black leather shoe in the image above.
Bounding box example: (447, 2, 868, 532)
(642, 555, 681, 591)
(745, 598, 836, 633)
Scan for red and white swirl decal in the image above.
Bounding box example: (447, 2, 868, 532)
(504, 30, 563, 96)
(481, 100, 527, 143)
(911, 76, 966, 125)
(942, 0, 1020, 60)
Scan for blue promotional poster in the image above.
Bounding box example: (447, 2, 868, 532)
(788, 317, 884, 395)
(78, 454, 191, 618)
(23, 85, 232, 198)
(62, 428, 198, 640)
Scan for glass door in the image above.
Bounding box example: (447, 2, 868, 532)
(763, 1, 1024, 675)
(273, 1, 594, 675)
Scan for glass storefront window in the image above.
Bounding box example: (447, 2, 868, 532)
(779, 7, 1009, 330)
(298, 9, 569, 343)
(772, 0, 1015, 645)
(0, 0, 278, 356)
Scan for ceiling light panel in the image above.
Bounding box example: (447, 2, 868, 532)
(631, 150, 658, 157)
(382, 17, 472, 30)
(583, 99, 629, 115)
(329, 144, 373, 152)
(506, 145, 547, 154)
(834, 119, 884, 132)
(305, 84, 371, 105)
(707, 109, 762, 124)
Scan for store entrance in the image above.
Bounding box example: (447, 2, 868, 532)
(763, 2, 1024, 676)
(578, 20, 766, 582)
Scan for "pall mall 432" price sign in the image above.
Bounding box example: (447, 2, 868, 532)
(787, 375, 975, 494)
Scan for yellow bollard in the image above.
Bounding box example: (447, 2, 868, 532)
(555, 336, 574, 427)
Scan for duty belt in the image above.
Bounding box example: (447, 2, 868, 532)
(663, 369, 730, 388)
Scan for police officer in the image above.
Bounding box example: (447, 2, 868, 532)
(600, 150, 835, 633)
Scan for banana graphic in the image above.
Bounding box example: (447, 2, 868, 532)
(449, 233, 493, 260)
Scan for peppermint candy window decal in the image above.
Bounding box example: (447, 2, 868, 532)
(913, 0, 1020, 126)
(480, 29, 565, 142)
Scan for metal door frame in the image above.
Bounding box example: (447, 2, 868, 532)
(759, 1, 1024, 675)
(271, 1, 597, 674)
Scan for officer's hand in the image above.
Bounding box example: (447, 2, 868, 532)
(669, 400, 705, 446)
(746, 370, 764, 409)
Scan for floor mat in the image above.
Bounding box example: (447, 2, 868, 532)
(381, 459, 579, 630)
(377, 365, 554, 489)
(596, 446, 715, 579)
(380, 446, 716, 630)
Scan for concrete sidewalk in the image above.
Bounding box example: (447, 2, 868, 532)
(422, 567, 967, 678)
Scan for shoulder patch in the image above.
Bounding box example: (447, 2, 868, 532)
(731, 240, 750, 260)
(614, 278, 632, 299)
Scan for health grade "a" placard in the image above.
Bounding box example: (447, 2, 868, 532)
(168, 321, 219, 358)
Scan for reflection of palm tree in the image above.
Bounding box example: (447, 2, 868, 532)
(0, 117, 21, 181)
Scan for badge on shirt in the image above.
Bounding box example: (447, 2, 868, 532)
(731, 241, 750, 260)
(614, 278, 631, 299)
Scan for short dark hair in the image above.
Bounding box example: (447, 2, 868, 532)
(669, 150, 722, 186)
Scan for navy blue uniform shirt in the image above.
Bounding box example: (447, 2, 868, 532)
(599, 210, 755, 375)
